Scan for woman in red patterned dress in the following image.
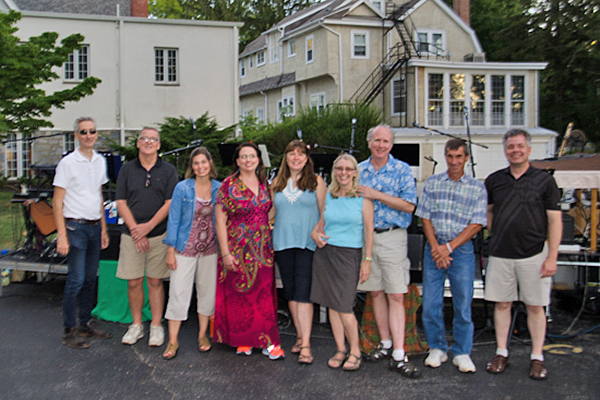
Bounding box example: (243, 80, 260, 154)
(213, 142, 284, 360)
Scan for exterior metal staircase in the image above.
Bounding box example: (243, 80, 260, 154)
(349, 4, 420, 105)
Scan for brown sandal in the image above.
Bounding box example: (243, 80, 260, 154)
(342, 353, 362, 371)
(198, 336, 211, 352)
(328, 350, 347, 369)
(162, 342, 178, 360)
(298, 346, 313, 365)
(291, 337, 302, 354)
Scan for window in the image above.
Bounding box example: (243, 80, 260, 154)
(256, 107, 264, 124)
(306, 35, 314, 63)
(511, 75, 525, 125)
(4, 134, 31, 179)
(257, 51, 265, 66)
(278, 95, 295, 122)
(417, 31, 445, 55)
(249, 56, 254, 69)
(242, 109, 251, 119)
(470, 75, 485, 126)
(64, 132, 75, 153)
(240, 59, 246, 78)
(352, 31, 369, 58)
(392, 78, 406, 114)
(427, 73, 443, 126)
(288, 39, 296, 57)
(270, 33, 280, 63)
(450, 74, 465, 126)
(310, 93, 326, 112)
(372, 1, 382, 10)
(64, 44, 89, 81)
(491, 75, 506, 126)
(155, 48, 178, 84)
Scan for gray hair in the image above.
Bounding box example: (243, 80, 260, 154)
(502, 129, 531, 148)
(140, 126, 160, 141)
(366, 124, 393, 142)
(73, 117, 95, 133)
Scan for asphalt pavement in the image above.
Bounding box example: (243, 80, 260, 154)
(1, 277, 599, 400)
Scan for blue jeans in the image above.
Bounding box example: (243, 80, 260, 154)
(62, 221, 101, 329)
(422, 240, 475, 356)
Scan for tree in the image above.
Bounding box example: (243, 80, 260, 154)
(0, 11, 101, 137)
(149, 0, 316, 51)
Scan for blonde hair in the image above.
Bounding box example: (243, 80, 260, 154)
(329, 153, 359, 199)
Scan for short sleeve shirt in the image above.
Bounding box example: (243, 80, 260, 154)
(485, 166, 561, 259)
(358, 155, 417, 229)
(416, 171, 487, 243)
(116, 157, 178, 237)
(53, 149, 108, 220)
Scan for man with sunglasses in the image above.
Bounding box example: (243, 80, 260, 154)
(116, 127, 177, 348)
(54, 117, 112, 349)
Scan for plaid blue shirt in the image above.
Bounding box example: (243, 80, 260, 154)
(416, 171, 487, 243)
(358, 155, 417, 229)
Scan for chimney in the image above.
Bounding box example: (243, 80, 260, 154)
(131, 0, 148, 18)
(453, 0, 470, 26)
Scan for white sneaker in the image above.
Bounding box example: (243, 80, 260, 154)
(148, 325, 165, 347)
(121, 324, 144, 345)
(424, 349, 448, 368)
(453, 354, 477, 373)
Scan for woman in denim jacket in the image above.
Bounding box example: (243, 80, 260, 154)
(161, 147, 221, 360)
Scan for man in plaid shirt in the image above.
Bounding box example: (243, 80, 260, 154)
(415, 138, 487, 373)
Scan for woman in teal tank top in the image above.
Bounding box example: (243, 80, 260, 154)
(270, 140, 326, 364)
(310, 153, 374, 371)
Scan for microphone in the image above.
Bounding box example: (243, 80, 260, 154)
(189, 139, 203, 146)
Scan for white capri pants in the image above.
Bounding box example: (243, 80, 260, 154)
(164, 253, 217, 320)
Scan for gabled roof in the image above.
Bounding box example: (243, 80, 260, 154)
(239, 73, 295, 97)
(9, 0, 131, 16)
(239, 35, 266, 58)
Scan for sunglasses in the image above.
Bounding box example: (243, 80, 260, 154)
(78, 129, 97, 135)
(145, 172, 151, 188)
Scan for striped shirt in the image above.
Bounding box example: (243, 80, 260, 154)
(416, 171, 487, 243)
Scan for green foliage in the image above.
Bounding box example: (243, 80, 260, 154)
(240, 103, 382, 170)
(0, 11, 101, 137)
(470, 0, 600, 149)
(149, 0, 315, 51)
(108, 113, 236, 178)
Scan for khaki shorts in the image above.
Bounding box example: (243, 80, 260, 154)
(357, 228, 410, 294)
(484, 247, 551, 306)
(116, 232, 169, 280)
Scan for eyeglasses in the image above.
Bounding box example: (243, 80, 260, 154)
(139, 136, 159, 143)
(334, 167, 355, 173)
(239, 154, 257, 160)
(145, 172, 151, 188)
(78, 129, 97, 135)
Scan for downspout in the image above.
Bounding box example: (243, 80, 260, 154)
(278, 26, 285, 75)
(117, 6, 125, 146)
(260, 91, 268, 123)
(414, 65, 419, 126)
(321, 24, 343, 101)
(233, 26, 240, 126)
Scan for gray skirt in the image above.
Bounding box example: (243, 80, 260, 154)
(310, 244, 361, 314)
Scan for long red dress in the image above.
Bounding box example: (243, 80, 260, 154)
(213, 174, 281, 349)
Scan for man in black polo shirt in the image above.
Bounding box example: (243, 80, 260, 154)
(116, 127, 177, 347)
(484, 129, 562, 380)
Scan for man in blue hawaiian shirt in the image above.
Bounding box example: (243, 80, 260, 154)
(357, 125, 421, 378)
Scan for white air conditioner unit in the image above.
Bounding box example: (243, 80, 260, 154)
(464, 52, 486, 62)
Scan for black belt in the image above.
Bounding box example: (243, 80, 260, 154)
(65, 218, 100, 225)
(374, 226, 400, 234)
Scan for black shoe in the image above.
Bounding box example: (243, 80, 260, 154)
(389, 356, 422, 379)
(62, 328, 91, 349)
(364, 343, 391, 362)
(78, 321, 112, 339)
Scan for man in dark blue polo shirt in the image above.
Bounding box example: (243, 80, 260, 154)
(116, 127, 177, 347)
(484, 129, 562, 381)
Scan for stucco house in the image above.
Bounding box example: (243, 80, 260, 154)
(238, 0, 557, 181)
(1, 0, 242, 179)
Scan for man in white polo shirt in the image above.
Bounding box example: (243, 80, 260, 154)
(53, 117, 111, 349)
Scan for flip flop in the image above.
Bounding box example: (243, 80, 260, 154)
(198, 336, 211, 352)
(162, 342, 178, 360)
